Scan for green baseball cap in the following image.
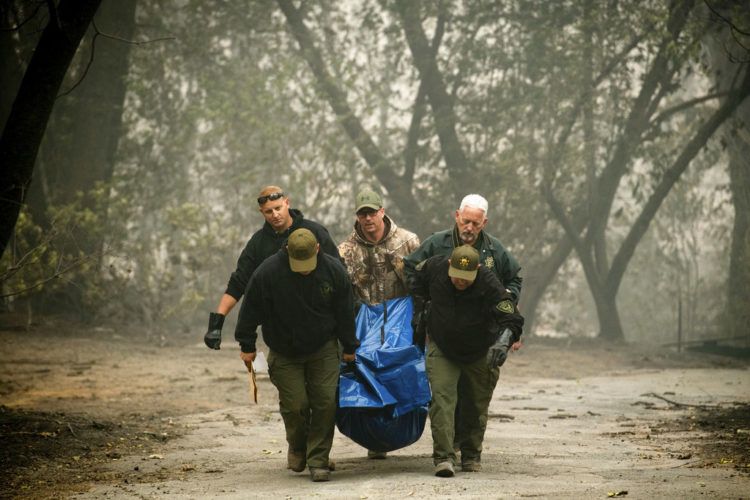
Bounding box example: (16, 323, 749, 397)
(449, 245, 479, 281)
(355, 189, 383, 213)
(287, 228, 318, 272)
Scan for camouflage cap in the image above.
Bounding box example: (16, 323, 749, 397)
(355, 189, 383, 213)
(448, 245, 479, 281)
(287, 228, 318, 272)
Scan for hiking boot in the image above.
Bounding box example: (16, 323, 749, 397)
(461, 460, 481, 472)
(309, 467, 330, 482)
(287, 448, 306, 473)
(367, 450, 387, 459)
(434, 461, 455, 478)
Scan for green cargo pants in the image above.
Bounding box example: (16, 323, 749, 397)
(267, 338, 340, 468)
(426, 341, 500, 465)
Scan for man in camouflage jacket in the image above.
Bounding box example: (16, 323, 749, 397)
(338, 189, 421, 307)
(337, 188, 420, 460)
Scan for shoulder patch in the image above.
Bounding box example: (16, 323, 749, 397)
(496, 299, 514, 314)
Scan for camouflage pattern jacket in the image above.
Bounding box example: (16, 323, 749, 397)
(338, 216, 420, 305)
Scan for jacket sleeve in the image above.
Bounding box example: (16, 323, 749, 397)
(332, 260, 359, 354)
(403, 237, 436, 285)
(499, 251, 523, 304)
(225, 238, 260, 300)
(407, 256, 432, 300)
(234, 272, 264, 353)
(484, 270, 524, 342)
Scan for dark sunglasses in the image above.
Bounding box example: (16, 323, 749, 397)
(257, 192, 285, 205)
(356, 208, 380, 218)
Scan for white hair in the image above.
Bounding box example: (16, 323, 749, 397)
(459, 194, 489, 214)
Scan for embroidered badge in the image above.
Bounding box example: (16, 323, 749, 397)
(320, 281, 333, 298)
(496, 299, 514, 314)
(459, 257, 470, 269)
(484, 256, 495, 269)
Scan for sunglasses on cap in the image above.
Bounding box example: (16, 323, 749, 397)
(257, 192, 285, 205)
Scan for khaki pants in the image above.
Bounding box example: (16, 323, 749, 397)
(426, 342, 500, 465)
(267, 338, 340, 468)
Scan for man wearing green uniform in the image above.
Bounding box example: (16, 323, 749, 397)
(404, 194, 523, 461)
(234, 228, 359, 482)
(409, 245, 524, 477)
(403, 193, 522, 301)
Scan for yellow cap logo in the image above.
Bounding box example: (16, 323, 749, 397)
(459, 257, 470, 269)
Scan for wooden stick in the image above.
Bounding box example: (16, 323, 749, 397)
(246, 362, 258, 404)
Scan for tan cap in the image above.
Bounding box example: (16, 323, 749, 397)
(449, 245, 479, 281)
(287, 228, 318, 272)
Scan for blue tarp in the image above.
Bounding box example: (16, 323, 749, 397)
(336, 297, 431, 452)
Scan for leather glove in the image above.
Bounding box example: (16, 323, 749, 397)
(487, 328, 513, 368)
(411, 298, 428, 350)
(204, 312, 225, 350)
(410, 301, 421, 333)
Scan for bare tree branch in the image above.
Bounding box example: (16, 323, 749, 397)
(395, 0, 474, 196)
(649, 91, 730, 127)
(608, 68, 750, 291)
(58, 18, 174, 98)
(404, 8, 445, 183)
(275, 0, 424, 222)
(704, 0, 750, 36)
(0, 1, 45, 32)
(0, 253, 99, 299)
(704, 0, 750, 61)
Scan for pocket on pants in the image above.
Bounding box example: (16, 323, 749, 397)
(267, 350, 277, 384)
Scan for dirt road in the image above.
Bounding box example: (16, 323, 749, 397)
(1, 324, 748, 499)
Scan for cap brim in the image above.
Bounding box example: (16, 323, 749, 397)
(356, 203, 381, 213)
(290, 255, 317, 273)
(448, 266, 477, 281)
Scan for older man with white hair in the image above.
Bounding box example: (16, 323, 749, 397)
(404, 194, 522, 301)
(404, 193, 522, 474)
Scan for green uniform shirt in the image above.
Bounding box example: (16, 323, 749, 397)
(403, 225, 522, 303)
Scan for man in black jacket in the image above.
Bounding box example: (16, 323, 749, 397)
(235, 228, 359, 482)
(204, 186, 340, 349)
(409, 245, 523, 478)
(403, 193, 523, 457)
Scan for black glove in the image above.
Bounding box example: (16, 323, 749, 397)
(204, 312, 225, 350)
(487, 328, 513, 368)
(411, 299, 429, 350)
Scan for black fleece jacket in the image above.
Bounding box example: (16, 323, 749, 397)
(409, 254, 524, 363)
(234, 248, 360, 357)
(225, 209, 340, 300)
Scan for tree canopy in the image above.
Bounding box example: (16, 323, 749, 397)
(1, 0, 747, 344)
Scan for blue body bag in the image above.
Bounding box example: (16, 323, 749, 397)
(336, 296, 431, 452)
